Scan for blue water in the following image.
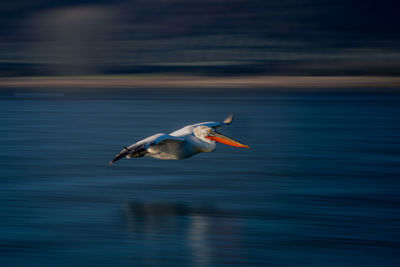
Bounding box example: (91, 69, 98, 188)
(1, 92, 400, 266)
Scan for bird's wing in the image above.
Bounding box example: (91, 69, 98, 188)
(110, 133, 167, 164)
(222, 114, 233, 125)
(170, 114, 234, 136)
(145, 135, 186, 157)
(194, 114, 234, 129)
(146, 134, 185, 148)
(109, 143, 147, 164)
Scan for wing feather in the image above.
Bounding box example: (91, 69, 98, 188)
(170, 114, 234, 136)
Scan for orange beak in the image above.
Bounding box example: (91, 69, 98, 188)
(206, 131, 249, 148)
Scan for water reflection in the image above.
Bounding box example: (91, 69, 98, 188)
(1, 94, 400, 266)
(123, 201, 242, 265)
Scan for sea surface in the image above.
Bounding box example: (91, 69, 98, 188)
(1, 90, 400, 266)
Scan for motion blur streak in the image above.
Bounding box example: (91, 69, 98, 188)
(1, 0, 400, 265)
(1, 92, 400, 266)
(0, 0, 400, 77)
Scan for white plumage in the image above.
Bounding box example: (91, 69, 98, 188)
(109, 114, 248, 164)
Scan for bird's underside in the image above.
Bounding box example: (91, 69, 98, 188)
(109, 114, 248, 164)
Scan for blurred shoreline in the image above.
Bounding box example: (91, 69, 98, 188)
(1, 75, 400, 92)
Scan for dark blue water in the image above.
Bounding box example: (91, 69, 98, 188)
(1, 92, 400, 266)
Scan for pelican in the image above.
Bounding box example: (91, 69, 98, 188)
(109, 114, 249, 164)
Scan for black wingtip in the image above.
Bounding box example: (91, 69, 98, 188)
(109, 148, 130, 165)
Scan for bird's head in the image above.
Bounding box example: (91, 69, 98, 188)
(193, 126, 249, 148)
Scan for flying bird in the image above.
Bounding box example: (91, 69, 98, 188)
(109, 114, 249, 164)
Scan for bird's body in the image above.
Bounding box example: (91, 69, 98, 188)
(110, 115, 248, 164)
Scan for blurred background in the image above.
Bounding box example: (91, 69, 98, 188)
(1, 1, 400, 266)
(1, 0, 400, 78)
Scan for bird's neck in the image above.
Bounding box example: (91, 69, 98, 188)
(198, 138, 216, 152)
